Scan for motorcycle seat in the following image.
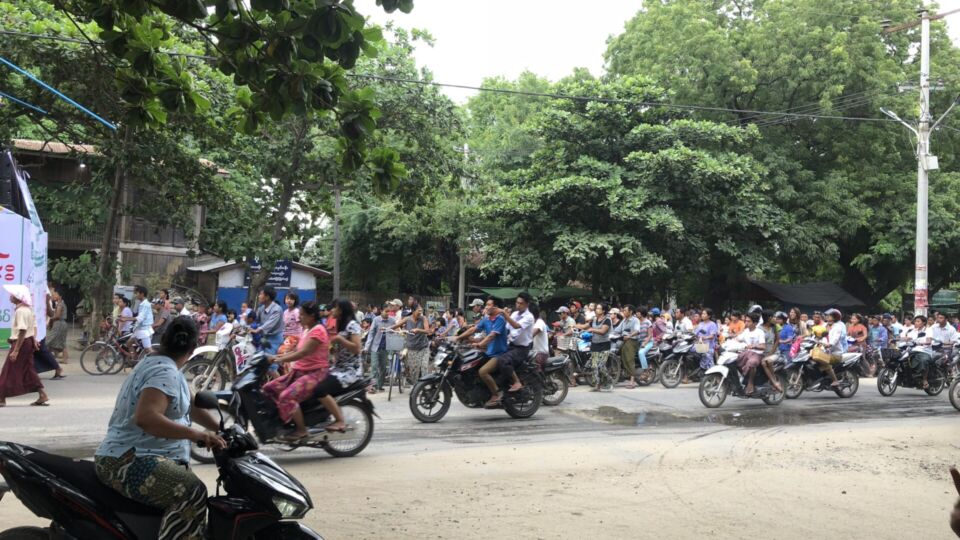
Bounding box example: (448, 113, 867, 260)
(24, 450, 163, 516)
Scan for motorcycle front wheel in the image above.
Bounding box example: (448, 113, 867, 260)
(409, 380, 452, 423)
(542, 371, 569, 406)
(924, 374, 946, 396)
(784, 368, 804, 399)
(503, 381, 543, 419)
(950, 378, 960, 411)
(877, 368, 898, 396)
(698, 373, 727, 408)
(834, 370, 859, 398)
(182, 355, 229, 393)
(323, 400, 375, 458)
(659, 359, 682, 388)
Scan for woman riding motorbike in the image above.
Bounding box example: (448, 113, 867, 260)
(94, 317, 226, 540)
(263, 301, 336, 442)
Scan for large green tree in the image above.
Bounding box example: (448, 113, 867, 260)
(605, 0, 960, 305)
(469, 75, 783, 305)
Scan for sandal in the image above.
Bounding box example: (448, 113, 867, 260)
(31, 400, 50, 407)
(325, 424, 347, 433)
(52, 375, 66, 380)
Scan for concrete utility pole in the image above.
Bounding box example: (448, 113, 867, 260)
(333, 182, 341, 298)
(881, 6, 960, 316)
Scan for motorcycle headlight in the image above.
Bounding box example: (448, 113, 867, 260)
(273, 495, 308, 519)
(434, 352, 448, 366)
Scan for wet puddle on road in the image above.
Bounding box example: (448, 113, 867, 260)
(575, 403, 957, 429)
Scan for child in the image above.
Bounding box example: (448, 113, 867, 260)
(227, 309, 237, 325)
(245, 311, 262, 349)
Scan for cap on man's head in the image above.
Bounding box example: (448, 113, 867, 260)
(570, 301, 582, 309)
(470, 298, 484, 307)
(650, 307, 661, 316)
(882, 313, 893, 319)
(555, 306, 570, 314)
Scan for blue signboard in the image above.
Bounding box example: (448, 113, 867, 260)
(244, 259, 292, 288)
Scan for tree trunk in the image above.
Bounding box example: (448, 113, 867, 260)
(247, 118, 309, 304)
(90, 128, 129, 334)
(332, 182, 341, 298)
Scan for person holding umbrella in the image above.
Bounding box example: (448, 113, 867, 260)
(0, 284, 50, 407)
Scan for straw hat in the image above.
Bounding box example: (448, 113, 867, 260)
(3, 284, 32, 306)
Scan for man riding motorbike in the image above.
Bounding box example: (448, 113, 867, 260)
(815, 308, 845, 389)
(455, 298, 509, 408)
(496, 293, 537, 394)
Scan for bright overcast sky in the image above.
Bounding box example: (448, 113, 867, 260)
(364, 0, 960, 103)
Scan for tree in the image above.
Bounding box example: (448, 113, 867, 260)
(605, 0, 960, 305)
(468, 75, 782, 305)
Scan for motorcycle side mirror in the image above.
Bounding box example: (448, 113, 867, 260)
(193, 391, 225, 429)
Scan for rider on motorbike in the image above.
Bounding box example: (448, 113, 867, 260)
(759, 310, 783, 392)
(496, 292, 537, 394)
(455, 298, 510, 408)
(816, 308, 845, 389)
(94, 316, 226, 540)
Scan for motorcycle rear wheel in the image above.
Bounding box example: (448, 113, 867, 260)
(698, 373, 727, 408)
(924, 375, 946, 396)
(762, 374, 786, 406)
(0, 527, 50, 540)
(784, 368, 804, 399)
(542, 372, 569, 406)
(877, 368, 898, 396)
(323, 401, 375, 458)
(503, 382, 543, 419)
(409, 380, 452, 423)
(833, 370, 859, 398)
(659, 359, 682, 389)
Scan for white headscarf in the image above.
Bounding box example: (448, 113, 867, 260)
(3, 284, 32, 307)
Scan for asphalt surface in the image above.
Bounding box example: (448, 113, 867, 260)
(1, 361, 956, 459)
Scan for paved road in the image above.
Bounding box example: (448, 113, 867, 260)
(2, 360, 955, 458)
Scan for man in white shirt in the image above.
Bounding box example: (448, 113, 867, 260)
(130, 285, 154, 350)
(679, 309, 695, 334)
(495, 292, 537, 393)
(735, 312, 767, 395)
(531, 305, 549, 360)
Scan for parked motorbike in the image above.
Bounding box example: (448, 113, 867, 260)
(564, 331, 620, 387)
(182, 323, 256, 392)
(190, 353, 375, 464)
(698, 341, 786, 408)
(877, 340, 951, 397)
(0, 392, 323, 540)
(783, 337, 861, 399)
(658, 333, 705, 388)
(409, 342, 544, 422)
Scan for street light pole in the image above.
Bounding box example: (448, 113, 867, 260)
(915, 7, 931, 316)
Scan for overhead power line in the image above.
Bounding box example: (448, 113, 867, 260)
(2, 29, 901, 124)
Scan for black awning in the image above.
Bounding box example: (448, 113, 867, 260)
(748, 279, 867, 310)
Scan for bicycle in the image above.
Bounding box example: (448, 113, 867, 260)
(385, 330, 407, 402)
(80, 327, 151, 375)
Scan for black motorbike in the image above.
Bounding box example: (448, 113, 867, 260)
(563, 330, 620, 387)
(877, 340, 952, 397)
(658, 333, 705, 388)
(0, 392, 322, 540)
(783, 338, 861, 399)
(409, 342, 544, 422)
(191, 353, 375, 464)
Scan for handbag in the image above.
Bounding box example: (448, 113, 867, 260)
(694, 342, 710, 354)
(811, 345, 833, 362)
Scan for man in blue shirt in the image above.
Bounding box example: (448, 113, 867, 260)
(252, 286, 283, 355)
(457, 297, 508, 408)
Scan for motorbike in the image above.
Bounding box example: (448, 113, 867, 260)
(0, 391, 322, 540)
(540, 354, 572, 406)
(877, 340, 952, 397)
(182, 323, 256, 392)
(698, 341, 787, 408)
(190, 353, 375, 464)
(783, 337, 861, 399)
(408, 341, 544, 422)
(658, 333, 705, 388)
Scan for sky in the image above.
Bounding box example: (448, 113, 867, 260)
(364, 0, 960, 103)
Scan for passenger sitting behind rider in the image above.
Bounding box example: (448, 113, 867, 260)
(734, 312, 765, 395)
(94, 317, 226, 540)
(263, 301, 338, 442)
(455, 298, 509, 408)
(309, 299, 364, 433)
